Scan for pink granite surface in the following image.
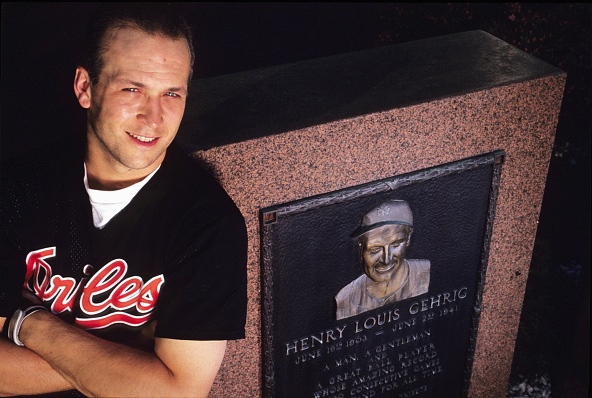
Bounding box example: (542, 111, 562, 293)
(197, 74, 565, 397)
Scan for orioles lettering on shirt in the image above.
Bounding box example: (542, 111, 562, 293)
(24, 246, 164, 329)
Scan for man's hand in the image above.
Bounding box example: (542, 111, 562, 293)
(6, 290, 48, 347)
(1, 290, 44, 335)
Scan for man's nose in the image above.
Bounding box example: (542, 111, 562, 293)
(381, 246, 392, 263)
(139, 97, 163, 128)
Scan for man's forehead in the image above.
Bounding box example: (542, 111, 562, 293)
(363, 225, 409, 244)
(99, 26, 192, 84)
(103, 25, 190, 59)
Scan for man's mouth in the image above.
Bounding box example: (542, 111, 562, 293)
(128, 132, 157, 143)
(375, 262, 396, 273)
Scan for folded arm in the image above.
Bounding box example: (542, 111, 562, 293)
(0, 318, 73, 396)
(0, 313, 226, 397)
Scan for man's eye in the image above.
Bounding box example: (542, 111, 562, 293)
(165, 92, 180, 98)
(368, 248, 382, 254)
(123, 88, 139, 92)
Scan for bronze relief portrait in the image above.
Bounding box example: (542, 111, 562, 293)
(335, 200, 430, 320)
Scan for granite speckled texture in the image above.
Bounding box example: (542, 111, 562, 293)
(184, 31, 565, 397)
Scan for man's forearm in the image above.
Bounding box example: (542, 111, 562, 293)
(18, 311, 224, 397)
(20, 311, 175, 397)
(0, 337, 73, 396)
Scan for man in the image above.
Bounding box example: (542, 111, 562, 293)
(335, 200, 430, 320)
(0, 3, 247, 396)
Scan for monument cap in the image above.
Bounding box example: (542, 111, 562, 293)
(350, 199, 413, 238)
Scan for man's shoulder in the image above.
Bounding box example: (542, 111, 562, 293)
(160, 144, 222, 190)
(336, 274, 365, 301)
(152, 143, 245, 226)
(406, 259, 431, 295)
(406, 258, 430, 271)
(1, 136, 84, 188)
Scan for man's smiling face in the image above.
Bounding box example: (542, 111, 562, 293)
(83, 25, 191, 183)
(361, 224, 411, 283)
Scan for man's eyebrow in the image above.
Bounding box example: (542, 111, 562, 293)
(165, 86, 187, 93)
(116, 79, 145, 87)
(118, 79, 187, 94)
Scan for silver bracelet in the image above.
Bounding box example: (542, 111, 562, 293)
(7, 305, 47, 347)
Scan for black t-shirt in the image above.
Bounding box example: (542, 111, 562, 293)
(0, 137, 247, 345)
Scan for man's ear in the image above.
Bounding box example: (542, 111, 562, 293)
(405, 227, 413, 247)
(74, 67, 92, 109)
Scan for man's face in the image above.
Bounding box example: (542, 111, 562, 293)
(361, 224, 411, 283)
(84, 26, 191, 176)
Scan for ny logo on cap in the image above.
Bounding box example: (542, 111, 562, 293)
(376, 204, 391, 216)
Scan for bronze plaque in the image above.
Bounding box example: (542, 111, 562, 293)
(261, 151, 504, 398)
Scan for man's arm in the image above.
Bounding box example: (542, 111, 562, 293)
(1, 317, 74, 396)
(5, 312, 227, 397)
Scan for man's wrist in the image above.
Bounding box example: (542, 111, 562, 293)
(8, 305, 48, 347)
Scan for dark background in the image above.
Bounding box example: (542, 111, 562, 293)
(1, 3, 589, 397)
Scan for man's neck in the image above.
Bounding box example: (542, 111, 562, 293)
(85, 161, 161, 191)
(84, 155, 164, 191)
(86, 175, 145, 191)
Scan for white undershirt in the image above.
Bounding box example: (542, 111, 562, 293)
(83, 163, 160, 229)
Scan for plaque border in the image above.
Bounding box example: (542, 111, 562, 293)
(260, 150, 505, 397)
